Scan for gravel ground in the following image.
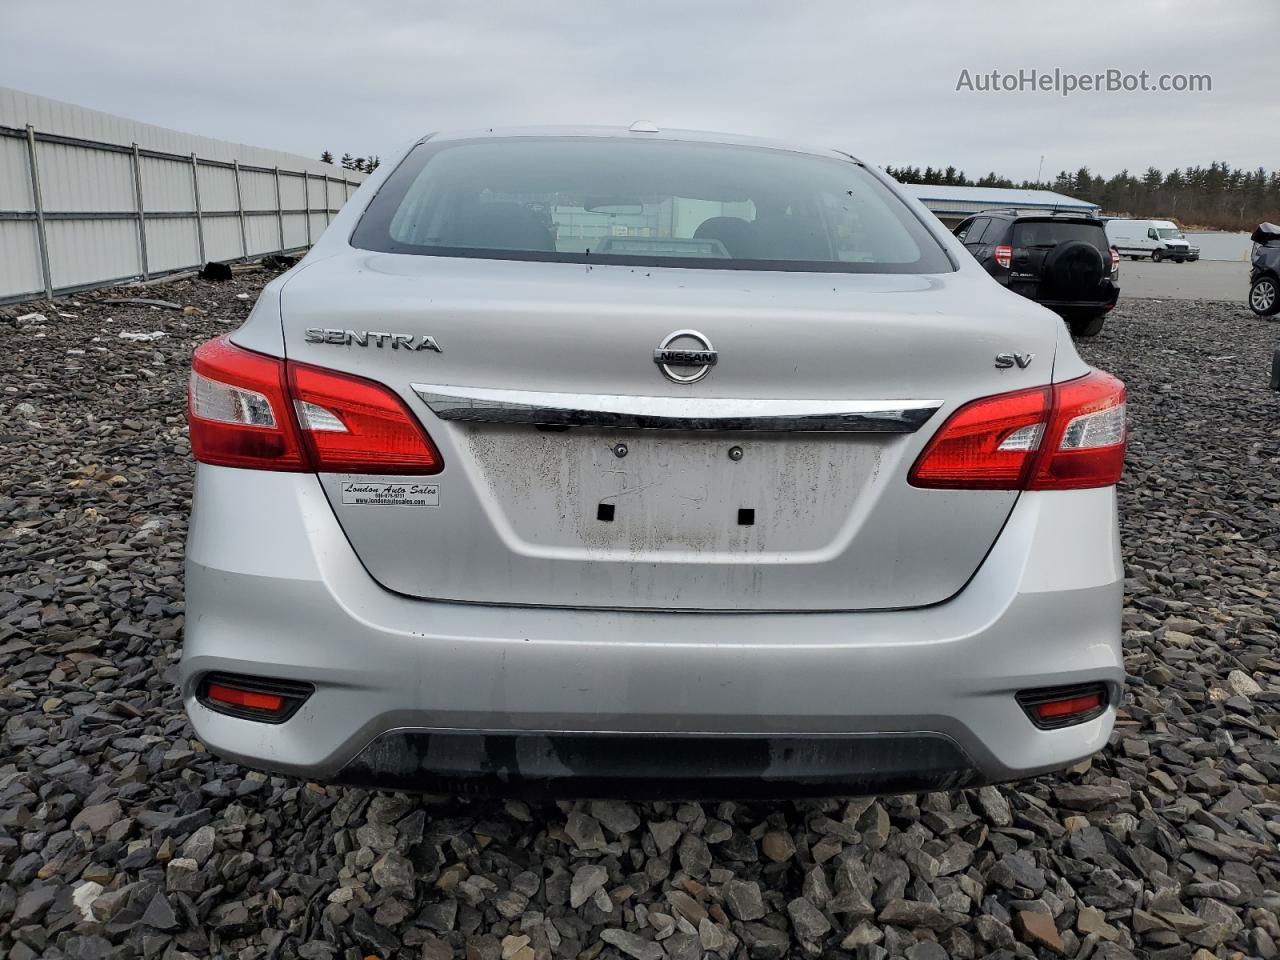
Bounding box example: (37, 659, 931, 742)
(1, 278, 1278, 960)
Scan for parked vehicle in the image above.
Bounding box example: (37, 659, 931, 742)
(953, 210, 1120, 338)
(1250, 222, 1280, 317)
(182, 126, 1126, 798)
(1104, 218, 1200, 262)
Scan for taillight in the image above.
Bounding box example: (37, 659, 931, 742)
(1109, 246, 1120, 273)
(907, 385, 1050, 490)
(994, 245, 1012, 269)
(910, 370, 1125, 491)
(1027, 369, 1125, 490)
(289, 363, 442, 474)
(189, 337, 306, 470)
(188, 336, 443, 474)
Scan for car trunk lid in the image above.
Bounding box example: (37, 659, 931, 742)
(275, 251, 1059, 611)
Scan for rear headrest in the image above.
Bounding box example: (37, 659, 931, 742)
(693, 217, 758, 259)
(753, 213, 830, 261)
(447, 201, 555, 252)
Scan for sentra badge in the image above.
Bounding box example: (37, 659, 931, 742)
(305, 328, 442, 352)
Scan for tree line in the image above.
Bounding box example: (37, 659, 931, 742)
(884, 162, 1280, 231)
(320, 151, 381, 173)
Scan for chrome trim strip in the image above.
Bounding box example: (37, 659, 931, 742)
(411, 384, 941, 433)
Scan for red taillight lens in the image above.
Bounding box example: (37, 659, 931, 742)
(206, 683, 284, 713)
(189, 337, 307, 470)
(288, 363, 442, 474)
(910, 370, 1125, 491)
(994, 245, 1012, 269)
(1109, 246, 1120, 271)
(907, 385, 1050, 489)
(188, 337, 442, 474)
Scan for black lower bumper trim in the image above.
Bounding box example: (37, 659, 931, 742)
(337, 730, 979, 799)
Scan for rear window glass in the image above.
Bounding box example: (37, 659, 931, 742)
(1012, 221, 1106, 248)
(350, 137, 953, 274)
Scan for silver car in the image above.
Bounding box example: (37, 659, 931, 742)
(181, 126, 1126, 798)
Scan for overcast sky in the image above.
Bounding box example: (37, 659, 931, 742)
(3, 0, 1275, 182)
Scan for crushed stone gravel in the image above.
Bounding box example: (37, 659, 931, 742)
(1, 279, 1278, 960)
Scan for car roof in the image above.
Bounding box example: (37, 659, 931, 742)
(420, 125, 862, 163)
(966, 210, 1103, 224)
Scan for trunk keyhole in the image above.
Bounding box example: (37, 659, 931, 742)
(597, 502, 616, 522)
(737, 508, 755, 526)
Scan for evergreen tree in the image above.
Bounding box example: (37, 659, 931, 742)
(320, 151, 334, 165)
(340, 153, 355, 170)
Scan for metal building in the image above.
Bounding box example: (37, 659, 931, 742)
(904, 184, 1101, 227)
(0, 87, 366, 304)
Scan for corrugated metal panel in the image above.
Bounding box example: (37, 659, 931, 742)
(0, 85, 365, 302)
(304, 175, 323, 210)
(139, 155, 195, 213)
(282, 213, 308, 248)
(0, 86, 363, 178)
(46, 218, 140, 289)
(245, 213, 281, 256)
(240, 170, 277, 212)
(38, 142, 135, 213)
(144, 218, 201, 273)
(0, 136, 34, 208)
(197, 165, 238, 213)
(201, 216, 243, 263)
(0, 221, 42, 296)
(279, 172, 306, 210)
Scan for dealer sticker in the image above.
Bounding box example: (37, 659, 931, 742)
(341, 480, 439, 507)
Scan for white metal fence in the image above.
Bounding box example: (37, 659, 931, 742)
(0, 88, 366, 304)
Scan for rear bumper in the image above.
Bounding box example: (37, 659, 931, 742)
(181, 466, 1124, 796)
(341, 730, 978, 799)
(1004, 281, 1119, 312)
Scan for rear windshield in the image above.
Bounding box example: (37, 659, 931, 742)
(1012, 221, 1107, 249)
(350, 137, 953, 273)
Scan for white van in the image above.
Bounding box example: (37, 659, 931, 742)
(1105, 219, 1200, 262)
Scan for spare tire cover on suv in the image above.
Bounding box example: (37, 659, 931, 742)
(1042, 240, 1105, 297)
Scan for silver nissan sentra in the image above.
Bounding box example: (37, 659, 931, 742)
(181, 125, 1126, 798)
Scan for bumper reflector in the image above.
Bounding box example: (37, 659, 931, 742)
(206, 683, 285, 713)
(197, 673, 313, 723)
(1016, 683, 1108, 730)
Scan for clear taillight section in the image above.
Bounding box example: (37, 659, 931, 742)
(910, 370, 1126, 491)
(188, 336, 443, 474)
(1028, 370, 1126, 490)
(188, 337, 306, 470)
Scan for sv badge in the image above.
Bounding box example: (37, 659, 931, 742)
(994, 352, 1034, 369)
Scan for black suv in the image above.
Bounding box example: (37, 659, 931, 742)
(953, 211, 1120, 338)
